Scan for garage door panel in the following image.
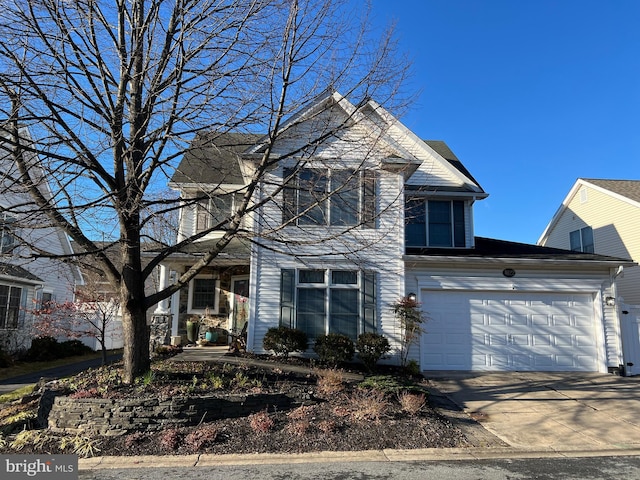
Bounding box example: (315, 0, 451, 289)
(421, 290, 597, 372)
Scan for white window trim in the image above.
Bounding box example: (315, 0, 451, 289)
(187, 276, 220, 314)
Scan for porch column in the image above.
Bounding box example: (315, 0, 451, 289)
(154, 264, 170, 314)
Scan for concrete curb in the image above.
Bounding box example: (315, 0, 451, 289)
(78, 447, 640, 470)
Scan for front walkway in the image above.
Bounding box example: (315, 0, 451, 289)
(171, 346, 364, 381)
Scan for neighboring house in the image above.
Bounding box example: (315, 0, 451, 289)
(538, 178, 640, 374)
(538, 179, 640, 306)
(156, 92, 631, 374)
(0, 128, 83, 352)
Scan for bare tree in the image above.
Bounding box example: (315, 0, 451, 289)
(0, 0, 408, 382)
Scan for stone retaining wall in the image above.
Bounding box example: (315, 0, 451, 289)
(48, 392, 298, 436)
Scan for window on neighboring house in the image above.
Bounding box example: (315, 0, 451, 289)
(188, 277, 219, 313)
(279, 269, 377, 341)
(283, 168, 376, 227)
(0, 214, 16, 254)
(0, 285, 22, 329)
(195, 193, 243, 234)
(570, 226, 594, 253)
(39, 291, 53, 310)
(405, 199, 465, 247)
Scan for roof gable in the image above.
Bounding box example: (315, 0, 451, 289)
(538, 178, 640, 244)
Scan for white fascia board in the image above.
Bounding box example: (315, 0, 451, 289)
(245, 90, 352, 155)
(537, 178, 583, 245)
(416, 275, 607, 293)
(403, 254, 635, 269)
(0, 274, 43, 287)
(367, 100, 484, 194)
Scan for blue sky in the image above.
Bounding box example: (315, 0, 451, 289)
(370, 0, 640, 244)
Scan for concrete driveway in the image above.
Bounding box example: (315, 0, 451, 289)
(426, 371, 640, 453)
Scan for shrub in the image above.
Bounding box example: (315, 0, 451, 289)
(398, 392, 426, 415)
(405, 359, 421, 376)
(358, 375, 427, 396)
(159, 428, 181, 451)
(59, 340, 93, 357)
(348, 388, 389, 423)
(0, 347, 12, 368)
(155, 344, 183, 357)
(184, 425, 218, 451)
(356, 333, 390, 371)
(248, 410, 274, 433)
(26, 336, 60, 362)
(313, 333, 354, 367)
(262, 326, 308, 358)
(315, 368, 345, 396)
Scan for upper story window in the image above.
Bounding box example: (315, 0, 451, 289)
(195, 193, 242, 234)
(0, 214, 16, 254)
(283, 168, 376, 228)
(405, 199, 465, 247)
(570, 226, 594, 253)
(0, 284, 22, 329)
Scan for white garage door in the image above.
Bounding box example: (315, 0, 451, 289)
(421, 291, 598, 371)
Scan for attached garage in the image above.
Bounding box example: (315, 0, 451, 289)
(406, 236, 630, 374)
(421, 290, 600, 371)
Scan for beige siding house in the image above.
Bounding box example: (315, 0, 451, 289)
(538, 179, 640, 306)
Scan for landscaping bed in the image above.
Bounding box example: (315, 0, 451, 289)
(0, 353, 471, 457)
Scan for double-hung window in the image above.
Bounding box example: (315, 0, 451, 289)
(405, 199, 465, 247)
(0, 214, 16, 254)
(0, 285, 22, 329)
(570, 226, 594, 253)
(280, 269, 377, 341)
(188, 277, 219, 313)
(283, 167, 376, 227)
(195, 193, 242, 233)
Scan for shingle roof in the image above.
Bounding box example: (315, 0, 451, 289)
(406, 236, 632, 262)
(424, 140, 485, 192)
(0, 262, 42, 282)
(171, 132, 263, 185)
(582, 179, 640, 204)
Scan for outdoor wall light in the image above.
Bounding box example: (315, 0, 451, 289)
(605, 296, 616, 307)
(407, 292, 417, 302)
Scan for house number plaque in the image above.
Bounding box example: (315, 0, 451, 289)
(502, 268, 516, 278)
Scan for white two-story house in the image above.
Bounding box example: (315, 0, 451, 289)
(158, 91, 631, 374)
(0, 128, 83, 352)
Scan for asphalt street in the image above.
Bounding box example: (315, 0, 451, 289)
(78, 456, 640, 480)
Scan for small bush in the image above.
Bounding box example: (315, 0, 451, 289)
(318, 420, 337, 435)
(315, 368, 345, 396)
(285, 419, 310, 437)
(356, 333, 390, 371)
(159, 428, 181, 451)
(26, 336, 60, 362)
(0, 347, 12, 368)
(405, 359, 421, 376)
(348, 389, 389, 423)
(262, 326, 308, 358)
(398, 392, 426, 415)
(184, 425, 218, 451)
(155, 344, 183, 357)
(313, 333, 354, 367)
(58, 340, 93, 357)
(248, 410, 274, 433)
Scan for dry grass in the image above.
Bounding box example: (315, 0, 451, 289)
(398, 392, 426, 415)
(315, 368, 345, 396)
(348, 388, 389, 423)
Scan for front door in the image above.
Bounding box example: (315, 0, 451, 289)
(230, 276, 250, 332)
